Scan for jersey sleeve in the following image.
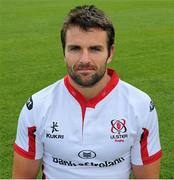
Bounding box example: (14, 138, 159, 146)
(13, 97, 43, 160)
(131, 99, 162, 165)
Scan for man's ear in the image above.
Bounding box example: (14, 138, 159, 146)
(64, 54, 67, 63)
(107, 45, 115, 64)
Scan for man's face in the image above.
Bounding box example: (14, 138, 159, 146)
(64, 26, 114, 87)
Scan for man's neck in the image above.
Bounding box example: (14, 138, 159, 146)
(69, 71, 111, 101)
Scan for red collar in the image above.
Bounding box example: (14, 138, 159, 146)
(64, 68, 119, 109)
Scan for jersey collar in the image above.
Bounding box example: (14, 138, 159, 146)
(64, 68, 119, 109)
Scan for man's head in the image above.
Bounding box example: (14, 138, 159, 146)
(61, 5, 115, 87)
(61, 5, 115, 55)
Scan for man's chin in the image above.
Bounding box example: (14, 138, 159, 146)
(69, 69, 106, 87)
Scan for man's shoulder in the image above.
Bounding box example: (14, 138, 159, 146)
(117, 80, 156, 122)
(118, 80, 152, 106)
(25, 78, 65, 111)
(34, 78, 64, 98)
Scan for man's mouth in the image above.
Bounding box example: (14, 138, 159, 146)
(72, 63, 97, 74)
(76, 65, 96, 71)
(78, 67, 95, 71)
(77, 69, 95, 75)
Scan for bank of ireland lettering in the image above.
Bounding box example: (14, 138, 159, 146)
(110, 119, 128, 142)
(52, 156, 125, 167)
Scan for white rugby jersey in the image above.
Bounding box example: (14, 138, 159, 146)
(14, 69, 162, 179)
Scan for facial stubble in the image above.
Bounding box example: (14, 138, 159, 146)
(66, 60, 108, 87)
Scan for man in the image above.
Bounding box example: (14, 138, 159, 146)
(12, 5, 162, 179)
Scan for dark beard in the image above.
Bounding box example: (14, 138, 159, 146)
(67, 63, 107, 87)
(70, 71, 106, 87)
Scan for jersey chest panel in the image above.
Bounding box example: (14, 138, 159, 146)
(41, 93, 137, 168)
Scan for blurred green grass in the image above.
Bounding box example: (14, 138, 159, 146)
(0, 0, 173, 178)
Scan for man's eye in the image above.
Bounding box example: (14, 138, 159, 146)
(69, 46, 80, 51)
(90, 47, 101, 52)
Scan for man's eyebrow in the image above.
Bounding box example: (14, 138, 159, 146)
(67, 45, 81, 49)
(89, 45, 104, 49)
(67, 44, 104, 49)
(67, 44, 80, 47)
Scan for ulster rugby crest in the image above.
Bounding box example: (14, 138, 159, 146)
(110, 119, 128, 142)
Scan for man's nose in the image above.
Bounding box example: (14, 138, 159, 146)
(79, 49, 90, 63)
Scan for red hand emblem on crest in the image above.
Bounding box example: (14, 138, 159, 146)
(111, 119, 126, 134)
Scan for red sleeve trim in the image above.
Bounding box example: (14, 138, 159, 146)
(140, 128, 149, 162)
(143, 150, 162, 165)
(13, 143, 35, 160)
(28, 126, 36, 156)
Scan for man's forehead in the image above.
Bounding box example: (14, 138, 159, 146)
(66, 26, 107, 45)
(67, 25, 104, 32)
(66, 26, 106, 34)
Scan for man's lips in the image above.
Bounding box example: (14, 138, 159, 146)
(77, 69, 95, 73)
(75, 68, 96, 76)
(72, 64, 97, 73)
(77, 68, 95, 71)
(76, 66, 96, 70)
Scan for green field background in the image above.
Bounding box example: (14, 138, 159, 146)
(0, 0, 174, 178)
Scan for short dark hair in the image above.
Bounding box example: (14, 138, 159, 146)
(61, 5, 115, 54)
